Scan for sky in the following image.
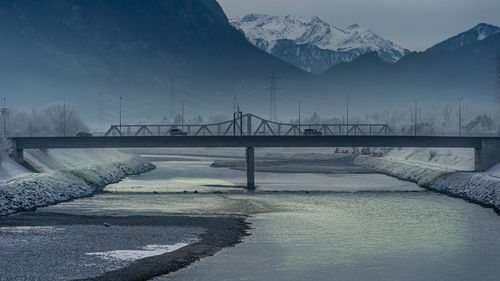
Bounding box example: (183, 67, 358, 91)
(217, 0, 500, 51)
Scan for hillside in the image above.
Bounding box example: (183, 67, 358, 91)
(231, 14, 409, 74)
(0, 0, 312, 123)
(321, 24, 500, 107)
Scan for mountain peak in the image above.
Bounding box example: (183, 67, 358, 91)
(426, 22, 500, 53)
(346, 24, 360, 30)
(230, 14, 409, 70)
(472, 23, 498, 30)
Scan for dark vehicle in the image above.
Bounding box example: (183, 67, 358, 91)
(169, 128, 187, 136)
(76, 132, 92, 137)
(303, 129, 322, 136)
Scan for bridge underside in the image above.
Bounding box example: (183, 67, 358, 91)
(10, 136, 500, 189)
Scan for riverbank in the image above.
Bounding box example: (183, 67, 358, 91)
(0, 211, 249, 281)
(354, 148, 500, 212)
(0, 149, 155, 216)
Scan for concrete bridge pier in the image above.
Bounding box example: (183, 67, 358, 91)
(476, 139, 500, 172)
(11, 141, 24, 164)
(246, 147, 255, 190)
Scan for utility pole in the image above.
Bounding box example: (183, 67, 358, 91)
(119, 96, 122, 135)
(181, 100, 184, 131)
(298, 98, 301, 135)
(170, 79, 175, 119)
(2, 97, 6, 137)
(346, 97, 350, 135)
(267, 70, 280, 121)
(459, 98, 463, 136)
(414, 99, 418, 136)
(233, 97, 237, 136)
(238, 103, 243, 136)
(63, 101, 66, 137)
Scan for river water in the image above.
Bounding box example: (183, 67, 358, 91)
(44, 155, 500, 281)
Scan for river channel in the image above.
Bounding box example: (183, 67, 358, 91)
(41, 155, 500, 281)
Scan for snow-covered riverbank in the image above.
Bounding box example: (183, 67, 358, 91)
(355, 148, 500, 211)
(0, 149, 154, 216)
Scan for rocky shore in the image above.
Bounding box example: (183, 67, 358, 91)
(0, 212, 249, 281)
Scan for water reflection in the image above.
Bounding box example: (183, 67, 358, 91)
(41, 156, 500, 281)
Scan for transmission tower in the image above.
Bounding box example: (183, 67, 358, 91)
(170, 79, 175, 119)
(266, 70, 281, 121)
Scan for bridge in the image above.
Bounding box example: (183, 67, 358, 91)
(104, 114, 393, 137)
(9, 135, 500, 190)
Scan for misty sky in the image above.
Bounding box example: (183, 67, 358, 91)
(218, 0, 500, 51)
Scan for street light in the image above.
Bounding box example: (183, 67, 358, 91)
(2, 97, 6, 137)
(459, 98, 463, 136)
(346, 97, 350, 135)
(63, 101, 66, 137)
(119, 97, 122, 135)
(298, 98, 301, 135)
(414, 99, 418, 136)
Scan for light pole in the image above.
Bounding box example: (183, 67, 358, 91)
(2, 97, 6, 137)
(63, 101, 66, 137)
(233, 97, 237, 136)
(181, 100, 184, 131)
(346, 97, 350, 135)
(459, 98, 463, 136)
(298, 98, 301, 135)
(119, 97, 122, 135)
(414, 99, 418, 136)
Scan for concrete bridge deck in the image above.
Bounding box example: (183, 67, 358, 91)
(9, 136, 500, 189)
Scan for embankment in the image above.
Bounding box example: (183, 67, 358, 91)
(0, 149, 154, 216)
(355, 148, 500, 212)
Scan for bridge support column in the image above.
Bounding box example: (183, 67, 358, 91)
(247, 116, 252, 136)
(474, 147, 481, 172)
(246, 147, 255, 190)
(476, 139, 500, 172)
(11, 141, 24, 164)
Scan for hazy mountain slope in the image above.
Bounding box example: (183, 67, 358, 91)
(426, 23, 500, 54)
(321, 24, 500, 105)
(0, 0, 312, 122)
(230, 14, 409, 74)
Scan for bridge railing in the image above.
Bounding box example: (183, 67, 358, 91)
(104, 114, 393, 137)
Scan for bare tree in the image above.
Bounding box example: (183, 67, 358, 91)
(40, 102, 88, 136)
(0, 137, 12, 164)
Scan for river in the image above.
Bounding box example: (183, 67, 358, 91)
(42, 155, 500, 281)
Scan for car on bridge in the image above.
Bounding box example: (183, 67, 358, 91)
(168, 128, 188, 136)
(303, 129, 322, 136)
(76, 132, 92, 137)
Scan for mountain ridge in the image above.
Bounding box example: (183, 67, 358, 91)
(230, 13, 410, 74)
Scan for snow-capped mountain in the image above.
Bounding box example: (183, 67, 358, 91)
(426, 23, 500, 53)
(230, 14, 410, 74)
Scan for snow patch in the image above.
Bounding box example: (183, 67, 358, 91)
(0, 226, 66, 234)
(86, 243, 191, 262)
